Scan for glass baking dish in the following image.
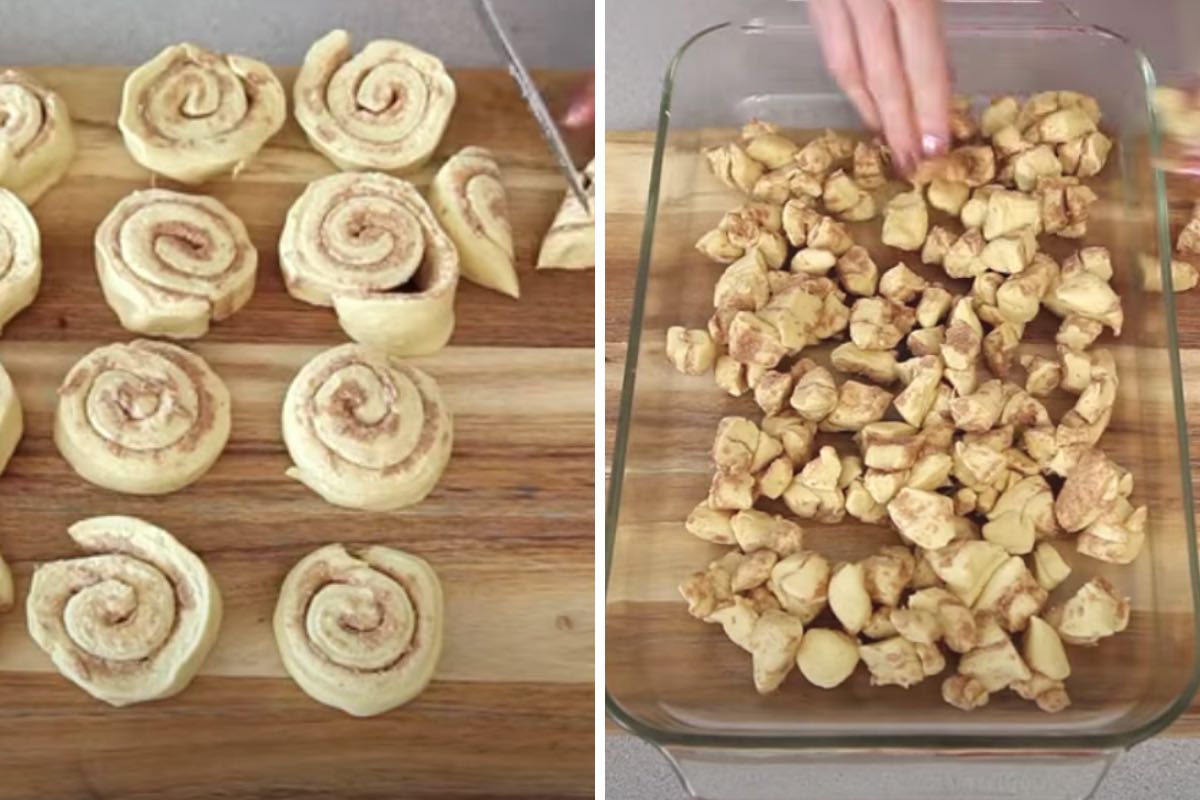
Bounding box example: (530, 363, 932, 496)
(605, 2, 1200, 798)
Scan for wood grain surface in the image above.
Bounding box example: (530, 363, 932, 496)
(604, 130, 1200, 737)
(0, 68, 595, 800)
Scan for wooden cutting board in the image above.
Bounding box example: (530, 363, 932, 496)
(604, 130, 1200, 735)
(0, 68, 594, 799)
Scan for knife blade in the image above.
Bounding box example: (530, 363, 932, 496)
(474, 0, 591, 211)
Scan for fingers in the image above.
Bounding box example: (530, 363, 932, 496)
(562, 74, 595, 129)
(845, 0, 921, 172)
(890, 0, 952, 157)
(811, 0, 881, 131)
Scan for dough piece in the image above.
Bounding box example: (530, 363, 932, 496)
(118, 44, 286, 183)
(95, 189, 257, 339)
(0, 188, 40, 333)
(430, 146, 519, 298)
(54, 340, 231, 494)
(274, 543, 443, 717)
(282, 343, 452, 511)
(26, 515, 222, 706)
(0, 358, 22, 476)
(279, 172, 459, 356)
(294, 29, 456, 173)
(537, 160, 595, 270)
(0, 69, 75, 204)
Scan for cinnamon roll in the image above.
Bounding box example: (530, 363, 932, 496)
(282, 343, 452, 511)
(55, 340, 231, 495)
(27, 515, 222, 706)
(118, 44, 286, 183)
(0, 187, 40, 333)
(94, 189, 257, 339)
(279, 172, 459, 356)
(293, 29, 456, 173)
(430, 146, 519, 298)
(0, 69, 75, 204)
(536, 160, 595, 270)
(0, 357, 22, 476)
(274, 543, 443, 717)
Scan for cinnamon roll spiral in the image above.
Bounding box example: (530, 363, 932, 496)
(279, 172, 459, 356)
(0, 187, 40, 333)
(0, 69, 75, 204)
(118, 44, 286, 183)
(430, 146, 519, 298)
(274, 543, 443, 717)
(95, 189, 257, 339)
(27, 515, 222, 707)
(293, 29, 456, 173)
(282, 343, 452, 511)
(55, 340, 231, 495)
(0, 357, 22, 476)
(537, 159, 595, 270)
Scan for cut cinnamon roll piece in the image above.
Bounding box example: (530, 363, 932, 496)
(294, 29, 456, 173)
(282, 343, 452, 511)
(431, 146, 519, 298)
(118, 44, 286, 183)
(95, 189, 257, 339)
(27, 515, 222, 706)
(280, 172, 459, 356)
(537, 160, 595, 270)
(0, 69, 75, 204)
(55, 340, 231, 495)
(0, 357, 22, 476)
(274, 543, 443, 717)
(0, 187, 41, 333)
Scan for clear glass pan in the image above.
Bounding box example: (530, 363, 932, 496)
(606, 2, 1200, 796)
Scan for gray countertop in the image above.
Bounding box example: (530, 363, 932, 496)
(0, 0, 593, 68)
(605, 1, 1200, 798)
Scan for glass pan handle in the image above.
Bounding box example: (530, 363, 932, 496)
(663, 745, 1120, 800)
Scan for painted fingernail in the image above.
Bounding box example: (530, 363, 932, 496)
(922, 133, 949, 157)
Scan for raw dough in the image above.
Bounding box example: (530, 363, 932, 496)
(0, 357, 22, 476)
(294, 29, 456, 173)
(55, 340, 231, 494)
(26, 515, 222, 706)
(282, 342, 452, 511)
(0, 187, 40, 333)
(279, 171, 459, 356)
(119, 44, 286, 183)
(0, 69, 75, 204)
(431, 146, 519, 298)
(274, 543, 443, 717)
(537, 160, 595, 270)
(95, 189, 257, 339)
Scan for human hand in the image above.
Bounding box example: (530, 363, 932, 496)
(563, 74, 595, 129)
(810, 0, 952, 174)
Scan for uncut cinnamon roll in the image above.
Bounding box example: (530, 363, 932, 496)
(294, 29, 456, 173)
(282, 343, 452, 511)
(55, 340, 231, 495)
(0, 188, 41, 333)
(274, 543, 443, 717)
(27, 515, 222, 707)
(537, 160, 595, 270)
(430, 146, 519, 298)
(94, 189, 256, 339)
(118, 44, 286, 183)
(279, 172, 459, 356)
(0, 69, 75, 204)
(0, 358, 22, 476)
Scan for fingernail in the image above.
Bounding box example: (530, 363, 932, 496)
(922, 133, 949, 157)
(562, 103, 592, 129)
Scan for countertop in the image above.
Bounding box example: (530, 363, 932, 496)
(605, 2, 1200, 797)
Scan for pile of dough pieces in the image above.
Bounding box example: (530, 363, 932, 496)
(668, 91, 1162, 713)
